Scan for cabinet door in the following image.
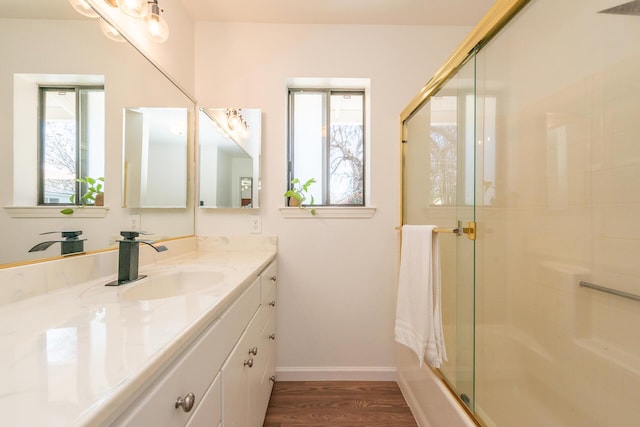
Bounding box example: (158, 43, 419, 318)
(260, 261, 278, 306)
(222, 310, 264, 427)
(185, 373, 221, 427)
(249, 309, 277, 426)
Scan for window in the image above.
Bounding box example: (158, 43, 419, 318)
(38, 86, 105, 205)
(288, 88, 365, 206)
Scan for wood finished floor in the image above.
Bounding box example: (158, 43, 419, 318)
(263, 381, 418, 427)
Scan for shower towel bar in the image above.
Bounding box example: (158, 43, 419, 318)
(395, 226, 458, 234)
(579, 281, 640, 302)
(395, 222, 476, 240)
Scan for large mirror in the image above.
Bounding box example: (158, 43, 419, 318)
(0, 0, 195, 266)
(198, 108, 261, 208)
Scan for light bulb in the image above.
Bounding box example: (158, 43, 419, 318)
(227, 115, 241, 131)
(144, 2, 169, 43)
(68, 0, 99, 18)
(116, 0, 148, 18)
(227, 109, 244, 131)
(99, 18, 126, 43)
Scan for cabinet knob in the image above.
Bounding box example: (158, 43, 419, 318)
(244, 358, 254, 368)
(175, 392, 196, 413)
(269, 375, 276, 383)
(268, 300, 276, 307)
(269, 333, 276, 340)
(269, 275, 277, 282)
(249, 346, 258, 356)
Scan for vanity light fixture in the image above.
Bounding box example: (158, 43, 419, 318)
(115, 0, 148, 18)
(68, 0, 100, 18)
(98, 17, 126, 42)
(144, 0, 170, 43)
(68, 0, 170, 43)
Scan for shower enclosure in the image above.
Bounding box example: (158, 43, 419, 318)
(398, 0, 640, 425)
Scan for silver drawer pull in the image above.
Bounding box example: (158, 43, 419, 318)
(268, 300, 276, 307)
(244, 358, 254, 368)
(249, 346, 258, 356)
(269, 333, 276, 340)
(269, 375, 276, 383)
(175, 392, 195, 413)
(269, 275, 277, 282)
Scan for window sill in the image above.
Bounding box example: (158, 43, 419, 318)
(279, 206, 376, 219)
(4, 206, 110, 218)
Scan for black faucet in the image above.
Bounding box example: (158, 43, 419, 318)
(106, 231, 168, 286)
(29, 231, 86, 256)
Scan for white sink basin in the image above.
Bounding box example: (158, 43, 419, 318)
(121, 270, 225, 301)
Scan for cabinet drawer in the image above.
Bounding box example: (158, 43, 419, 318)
(113, 278, 261, 426)
(260, 261, 278, 306)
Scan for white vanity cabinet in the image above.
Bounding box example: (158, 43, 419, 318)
(222, 261, 278, 427)
(111, 259, 277, 427)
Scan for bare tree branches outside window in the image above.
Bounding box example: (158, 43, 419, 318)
(430, 125, 457, 205)
(329, 123, 363, 204)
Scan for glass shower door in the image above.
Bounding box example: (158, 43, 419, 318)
(402, 54, 477, 410)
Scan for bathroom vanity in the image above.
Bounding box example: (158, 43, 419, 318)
(0, 236, 277, 427)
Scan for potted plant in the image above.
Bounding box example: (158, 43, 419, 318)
(284, 177, 317, 215)
(60, 176, 104, 215)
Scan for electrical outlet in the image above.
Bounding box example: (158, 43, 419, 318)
(250, 214, 262, 234)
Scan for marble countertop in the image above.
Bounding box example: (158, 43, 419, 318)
(0, 248, 276, 427)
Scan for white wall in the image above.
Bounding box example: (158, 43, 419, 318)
(194, 23, 472, 378)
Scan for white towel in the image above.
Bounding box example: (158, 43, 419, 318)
(395, 225, 448, 368)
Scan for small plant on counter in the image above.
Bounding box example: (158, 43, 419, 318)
(284, 177, 317, 215)
(60, 176, 104, 215)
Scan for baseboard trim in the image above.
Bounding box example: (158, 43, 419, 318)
(275, 366, 397, 381)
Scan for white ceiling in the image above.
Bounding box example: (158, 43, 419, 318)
(0, 0, 497, 26)
(178, 0, 497, 26)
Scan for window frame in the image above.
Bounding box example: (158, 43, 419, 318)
(37, 85, 104, 206)
(287, 87, 366, 207)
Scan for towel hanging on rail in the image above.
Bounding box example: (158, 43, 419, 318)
(394, 225, 447, 368)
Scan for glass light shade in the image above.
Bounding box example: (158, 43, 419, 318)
(99, 18, 126, 43)
(227, 111, 242, 130)
(115, 0, 148, 18)
(240, 122, 249, 138)
(68, 0, 99, 18)
(144, 13, 169, 43)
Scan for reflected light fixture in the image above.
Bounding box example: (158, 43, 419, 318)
(226, 109, 242, 131)
(144, 0, 170, 43)
(115, 0, 148, 18)
(98, 17, 126, 42)
(68, 0, 99, 18)
(226, 109, 250, 137)
(170, 121, 187, 136)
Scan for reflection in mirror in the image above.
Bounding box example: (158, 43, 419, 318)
(0, 0, 195, 266)
(123, 107, 188, 208)
(240, 177, 253, 207)
(198, 108, 261, 208)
